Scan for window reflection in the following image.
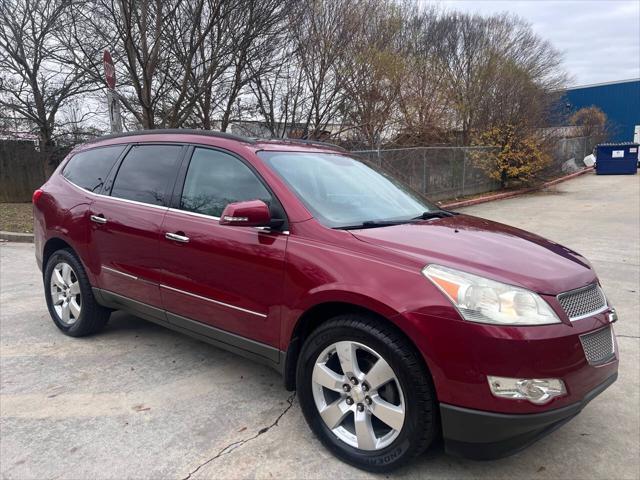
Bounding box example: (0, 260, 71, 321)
(63, 145, 125, 192)
(181, 149, 271, 217)
(111, 145, 181, 206)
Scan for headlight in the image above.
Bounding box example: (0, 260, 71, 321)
(422, 264, 560, 325)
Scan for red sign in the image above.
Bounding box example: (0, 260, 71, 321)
(103, 50, 116, 90)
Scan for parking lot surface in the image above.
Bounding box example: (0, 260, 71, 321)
(1, 172, 639, 479)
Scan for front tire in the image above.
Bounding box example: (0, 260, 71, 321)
(296, 314, 437, 472)
(44, 248, 110, 337)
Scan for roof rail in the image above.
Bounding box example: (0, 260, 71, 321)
(257, 138, 346, 152)
(86, 128, 255, 144)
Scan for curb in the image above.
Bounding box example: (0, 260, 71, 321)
(441, 167, 595, 210)
(0, 231, 34, 243)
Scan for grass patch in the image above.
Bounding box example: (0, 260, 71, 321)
(0, 203, 34, 233)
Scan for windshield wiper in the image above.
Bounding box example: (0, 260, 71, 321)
(411, 209, 458, 220)
(334, 210, 458, 230)
(335, 219, 416, 230)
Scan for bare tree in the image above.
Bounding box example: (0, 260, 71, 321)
(2, 0, 569, 153)
(339, 0, 403, 148)
(476, 16, 566, 132)
(189, 0, 239, 129)
(64, 0, 219, 129)
(160, 0, 228, 127)
(0, 0, 97, 173)
(430, 13, 501, 144)
(290, 0, 359, 139)
(432, 13, 566, 143)
(393, 5, 451, 145)
(217, 0, 289, 132)
(569, 106, 609, 144)
(248, 46, 306, 138)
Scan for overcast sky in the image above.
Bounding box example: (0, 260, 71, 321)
(440, 0, 640, 86)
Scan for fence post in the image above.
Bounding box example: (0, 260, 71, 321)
(422, 149, 427, 194)
(462, 149, 467, 197)
(449, 148, 454, 198)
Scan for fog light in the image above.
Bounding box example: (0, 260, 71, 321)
(488, 376, 566, 405)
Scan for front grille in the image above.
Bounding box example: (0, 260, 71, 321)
(557, 283, 607, 320)
(580, 326, 615, 366)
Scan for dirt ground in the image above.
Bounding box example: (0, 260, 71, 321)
(0, 203, 33, 233)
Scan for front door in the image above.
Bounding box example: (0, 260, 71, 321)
(158, 147, 287, 348)
(90, 144, 184, 307)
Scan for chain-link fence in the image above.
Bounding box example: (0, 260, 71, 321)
(543, 136, 594, 177)
(352, 136, 594, 202)
(352, 146, 501, 202)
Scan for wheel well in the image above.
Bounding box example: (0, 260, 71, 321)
(283, 302, 429, 392)
(42, 237, 73, 271)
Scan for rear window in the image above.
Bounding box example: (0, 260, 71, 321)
(62, 145, 125, 192)
(110, 145, 182, 206)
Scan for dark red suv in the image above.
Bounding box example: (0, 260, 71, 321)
(33, 130, 618, 471)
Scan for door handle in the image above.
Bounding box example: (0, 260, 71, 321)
(165, 232, 190, 243)
(90, 214, 107, 224)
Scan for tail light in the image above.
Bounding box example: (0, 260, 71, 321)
(32, 189, 43, 204)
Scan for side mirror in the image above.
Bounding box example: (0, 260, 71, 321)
(219, 200, 271, 227)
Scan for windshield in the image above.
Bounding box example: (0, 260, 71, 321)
(259, 151, 439, 229)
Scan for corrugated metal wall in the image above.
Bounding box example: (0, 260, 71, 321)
(563, 79, 640, 142)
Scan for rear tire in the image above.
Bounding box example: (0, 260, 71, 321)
(44, 248, 110, 337)
(296, 314, 437, 472)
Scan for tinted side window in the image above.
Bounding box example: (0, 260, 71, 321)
(110, 145, 182, 206)
(180, 148, 271, 217)
(62, 145, 125, 192)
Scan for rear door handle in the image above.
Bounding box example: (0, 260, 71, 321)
(90, 214, 107, 224)
(165, 232, 190, 243)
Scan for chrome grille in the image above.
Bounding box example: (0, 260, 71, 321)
(557, 283, 607, 320)
(580, 326, 615, 366)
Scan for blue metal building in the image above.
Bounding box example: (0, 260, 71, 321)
(562, 79, 640, 143)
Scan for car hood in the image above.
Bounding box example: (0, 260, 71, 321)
(350, 214, 596, 295)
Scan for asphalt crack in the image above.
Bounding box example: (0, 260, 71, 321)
(616, 334, 640, 339)
(181, 393, 296, 480)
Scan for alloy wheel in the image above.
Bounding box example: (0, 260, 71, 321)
(50, 262, 82, 325)
(311, 341, 405, 451)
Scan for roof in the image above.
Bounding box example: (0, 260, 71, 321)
(85, 129, 346, 152)
(86, 128, 255, 145)
(566, 78, 640, 91)
(595, 142, 639, 146)
(253, 138, 346, 152)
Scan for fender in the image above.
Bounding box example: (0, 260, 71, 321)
(281, 284, 404, 351)
(38, 187, 97, 286)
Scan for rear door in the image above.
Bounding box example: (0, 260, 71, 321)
(57, 144, 127, 274)
(158, 146, 288, 348)
(89, 143, 184, 307)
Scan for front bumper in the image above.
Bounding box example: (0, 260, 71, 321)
(440, 372, 618, 460)
(401, 308, 618, 414)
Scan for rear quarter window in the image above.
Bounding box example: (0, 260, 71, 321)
(62, 145, 126, 192)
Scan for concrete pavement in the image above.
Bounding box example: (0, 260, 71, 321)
(1, 172, 638, 479)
